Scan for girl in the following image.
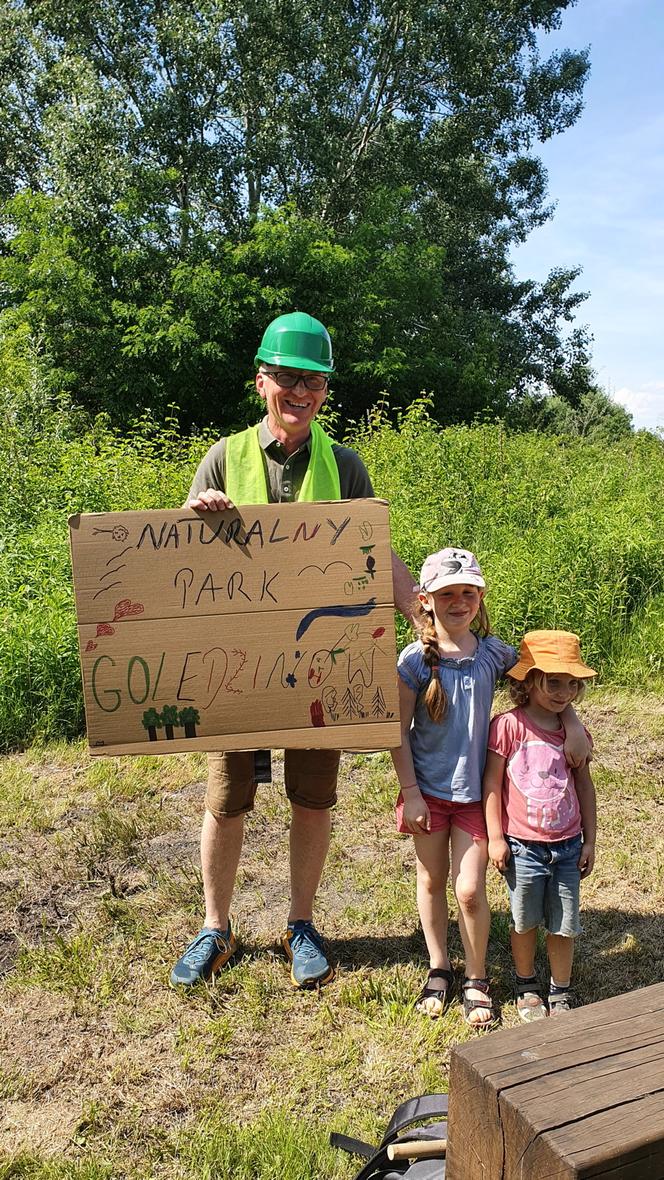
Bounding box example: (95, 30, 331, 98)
(391, 548, 589, 1027)
(483, 631, 597, 1021)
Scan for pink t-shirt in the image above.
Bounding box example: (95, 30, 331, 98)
(487, 707, 590, 842)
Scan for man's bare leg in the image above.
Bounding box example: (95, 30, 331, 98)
(169, 810, 244, 986)
(201, 809, 245, 931)
(287, 803, 331, 923)
(281, 804, 334, 987)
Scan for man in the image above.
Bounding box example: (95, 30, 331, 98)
(170, 311, 415, 990)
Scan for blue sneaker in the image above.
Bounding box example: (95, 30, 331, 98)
(169, 925, 237, 987)
(281, 920, 334, 989)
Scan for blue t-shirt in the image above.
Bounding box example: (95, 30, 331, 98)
(397, 635, 518, 803)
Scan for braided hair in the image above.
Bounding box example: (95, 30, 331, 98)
(414, 596, 492, 723)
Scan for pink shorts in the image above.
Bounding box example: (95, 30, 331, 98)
(395, 791, 487, 841)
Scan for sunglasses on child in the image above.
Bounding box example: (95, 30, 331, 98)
(541, 674, 581, 697)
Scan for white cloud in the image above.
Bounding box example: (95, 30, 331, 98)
(614, 382, 664, 432)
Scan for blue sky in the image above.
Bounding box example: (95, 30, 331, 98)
(511, 0, 664, 433)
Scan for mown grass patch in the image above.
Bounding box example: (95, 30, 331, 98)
(0, 687, 662, 1174)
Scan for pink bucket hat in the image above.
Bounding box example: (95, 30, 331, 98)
(419, 547, 485, 593)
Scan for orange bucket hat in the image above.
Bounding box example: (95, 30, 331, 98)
(508, 630, 597, 681)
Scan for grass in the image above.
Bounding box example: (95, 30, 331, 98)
(0, 686, 662, 1175)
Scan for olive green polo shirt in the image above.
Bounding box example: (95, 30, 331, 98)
(188, 417, 374, 503)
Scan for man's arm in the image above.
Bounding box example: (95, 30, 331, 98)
(391, 550, 418, 622)
(335, 447, 417, 621)
(182, 440, 232, 509)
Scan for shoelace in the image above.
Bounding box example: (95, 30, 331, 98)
(183, 930, 226, 966)
(290, 924, 324, 960)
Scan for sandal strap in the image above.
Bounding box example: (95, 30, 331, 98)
(549, 990, 574, 1006)
(417, 968, 453, 1005)
(517, 992, 546, 1009)
(462, 977, 495, 1025)
(516, 982, 543, 999)
(427, 968, 453, 986)
(463, 977, 490, 995)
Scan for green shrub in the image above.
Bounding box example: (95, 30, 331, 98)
(1, 395, 663, 750)
(354, 403, 664, 668)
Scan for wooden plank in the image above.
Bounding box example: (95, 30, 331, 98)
(503, 1046, 664, 1122)
(447, 985, 664, 1179)
(447, 1051, 505, 1177)
(502, 1058, 664, 1176)
(534, 1094, 664, 1178)
(454, 985, 664, 1078)
(451, 988, 664, 1096)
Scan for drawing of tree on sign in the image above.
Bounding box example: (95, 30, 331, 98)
(160, 705, 180, 739)
(179, 707, 200, 738)
(371, 688, 387, 717)
(142, 708, 162, 741)
(341, 685, 364, 718)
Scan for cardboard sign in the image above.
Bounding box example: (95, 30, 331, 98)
(69, 500, 400, 756)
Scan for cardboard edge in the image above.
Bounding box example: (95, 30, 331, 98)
(88, 721, 402, 757)
(72, 498, 388, 523)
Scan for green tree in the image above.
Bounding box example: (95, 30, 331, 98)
(141, 707, 162, 741)
(0, 0, 593, 426)
(160, 704, 180, 739)
(178, 706, 200, 737)
(536, 387, 634, 443)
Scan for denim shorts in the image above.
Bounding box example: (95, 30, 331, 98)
(504, 833, 583, 937)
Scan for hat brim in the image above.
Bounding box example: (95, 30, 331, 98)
(421, 574, 485, 593)
(255, 352, 334, 374)
(508, 657, 597, 681)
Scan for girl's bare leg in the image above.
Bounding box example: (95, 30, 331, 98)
(413, 829, 451, 969)
(451, 827, 492, 1024)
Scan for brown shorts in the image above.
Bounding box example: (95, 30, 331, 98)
(205, 749, 341, 817)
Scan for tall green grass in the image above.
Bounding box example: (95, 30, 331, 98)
(1, 393, 663, 750)
(354, 401, 664, 669)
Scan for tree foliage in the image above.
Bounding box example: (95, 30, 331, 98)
(0, 0, 594, 428)
(535, 387, 634, 442)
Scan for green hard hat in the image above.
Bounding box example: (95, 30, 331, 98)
(254, 311, 334, 373)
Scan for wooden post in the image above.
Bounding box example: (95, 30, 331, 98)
(446, 982, 664, 1179)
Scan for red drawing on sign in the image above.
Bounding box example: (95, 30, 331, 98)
(113, 599, 145, 621)
(310, 700, 326, 727)
(96, 623, 116, 636)
(372, 627, 385, 638)
(85, 640, 98, 652)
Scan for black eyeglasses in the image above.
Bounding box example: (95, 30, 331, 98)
(262, 369, 329, 392)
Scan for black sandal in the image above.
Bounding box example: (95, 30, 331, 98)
(462, 977, 495, 1028)
(549, 989, 574, 1016)
(415, 968, 453, 1018)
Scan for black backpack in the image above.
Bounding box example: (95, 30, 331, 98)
(330, 1093, 447, 1179)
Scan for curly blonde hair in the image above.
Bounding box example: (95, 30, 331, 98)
(414, 596, 491, 723)
(508, 668, 587, 707)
